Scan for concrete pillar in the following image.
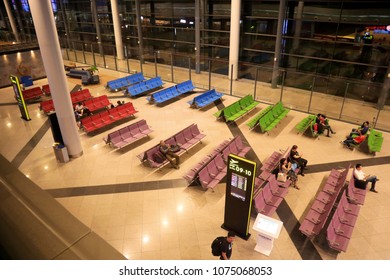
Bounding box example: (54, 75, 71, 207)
(4, 0, 20, 42)
(195, 0, 200, 73)
(292, 1, 304, 50)
(271, 0, 286, 88)
(377, 64, 390, 110)
(110, 0, 124, 60)
(91, 0, 104, 56)
(228, 0, 241, 80)
(29, 1, 83, 158)
(135, 0, 144, 64)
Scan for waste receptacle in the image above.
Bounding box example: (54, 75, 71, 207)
(53, 144, 69, 163)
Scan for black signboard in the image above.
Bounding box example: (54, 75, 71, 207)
(10, 75, 31, 121)
(222, 154, 256, 240)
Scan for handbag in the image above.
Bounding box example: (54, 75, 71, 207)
(277, 172, 287, 182)
(170, 144, 181, 153)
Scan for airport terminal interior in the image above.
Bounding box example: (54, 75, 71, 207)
(0, 0, 390, 260)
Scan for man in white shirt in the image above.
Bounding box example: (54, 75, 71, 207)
(353, 163, 379, 193)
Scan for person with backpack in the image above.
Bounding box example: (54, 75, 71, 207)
(212, 231, 236, 260)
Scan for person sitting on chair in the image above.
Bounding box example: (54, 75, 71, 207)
(349, 121, 369, 137)
(289, 145, 308, 176)
(341, 134, 366, 149)
(353, 163, 379, 193)
(316, 114, 336, 137)
(159, 140, 180, 169)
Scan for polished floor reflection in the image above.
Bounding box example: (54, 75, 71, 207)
(0, 65, 389, 260)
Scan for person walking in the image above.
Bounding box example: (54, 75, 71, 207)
(220, 231, 236, 260)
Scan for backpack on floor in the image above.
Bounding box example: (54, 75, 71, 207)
(211, 236, 225, 256)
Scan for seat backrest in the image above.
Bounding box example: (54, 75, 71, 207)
(214, 153, 226, 170)
(190, 124, 201, 137)
(175, 132, 187, 146)
(198, 167, 212, 187)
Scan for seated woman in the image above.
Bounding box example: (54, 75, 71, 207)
(341, 134, 366, 149)
(349, 121, 369, 137)
(274, 158, 299, 189)
(316, 113, 336, 137)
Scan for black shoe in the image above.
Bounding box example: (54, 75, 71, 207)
(300, 173, 305, 176)
(332, 131, 336, 134)
(370, 189, 378, 193)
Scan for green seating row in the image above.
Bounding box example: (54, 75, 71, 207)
(367, 129, 384, 154)
(295, 115, 316, 134)
(246, 105, 273, 129)
(214, 95, 260, 122)
(258, 102, 290, 133)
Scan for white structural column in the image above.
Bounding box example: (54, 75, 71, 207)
(110, 0, 124, 60)
(4, 0, 20, 42)
(29, 1, 83, 158)
(228, 0, 241, 80)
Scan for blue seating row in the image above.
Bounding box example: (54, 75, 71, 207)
(106, 72, 145, 92)
(187, 89, 223, 108)
(126, 76, 164, 97)
(176, 80, 195, 94)
(147, 80, 195, 104)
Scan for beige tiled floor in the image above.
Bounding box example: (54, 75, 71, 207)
(0, 64, 389, 260)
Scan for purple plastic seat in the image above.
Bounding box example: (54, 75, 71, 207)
(330, 214, 354, 239)
(269, 178, 289, 197)
(326, 224, 350, 252)
(206, 160, 226, 181)
(335, 205, 358, 227)
(190, 124, 206, 140)
(261, 183, 283, 206)
(340, 191, 360, 216)
(234, 136, 251, 156)
(253, 194, 277, 217)
(316, 191, 333, 205)
(214, 153, 227, 173)
(198, 167, 220, 190)
(311, 199, 332, 215)
(137, 119, 153, 134)
(175, 132, 192, 150)
(299, 219, 323, 238)
(221, 145, 231, 161)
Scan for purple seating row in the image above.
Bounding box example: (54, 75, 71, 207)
(255, 147, 293, 191)
(183, 136, 252, 188)
(183, 139, 230, 185)
(103, 119, 153, 149)
(326, 190, 361, 252)
(198, 153, 227, 190)
(299, 165, 350, 239)
(253, 175, 289, 217)
(136, 123, 206, 168)
(260, 147, 292, 173)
